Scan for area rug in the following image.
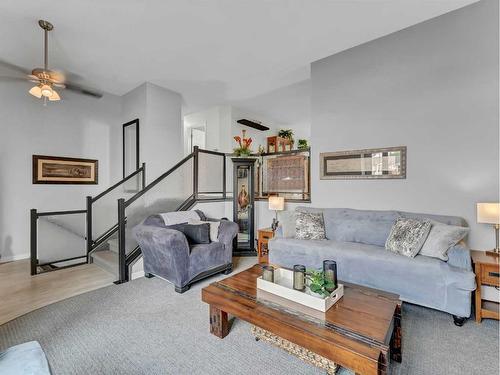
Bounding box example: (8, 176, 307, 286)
(0, 258, 498, 375)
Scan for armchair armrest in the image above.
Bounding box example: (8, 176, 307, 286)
(133, 224, 191, 287)
(217, 220, 238, 248)
(447, 241, 472, 271)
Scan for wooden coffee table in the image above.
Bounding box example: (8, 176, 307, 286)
(202, 265, 402, 375)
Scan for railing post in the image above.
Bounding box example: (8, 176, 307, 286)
(222, 154, 227, 199)
(193, 146, 199, 200)
(30, 209, 38, 275)
(86, 196, 93, 261)
(117, 198, 127, 283)
(141, 162, 146, 190)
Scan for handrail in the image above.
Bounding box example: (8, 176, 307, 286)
(36, 209, 87, 217)
(92, 163, 146, 202)
(124, 152, 195, 208)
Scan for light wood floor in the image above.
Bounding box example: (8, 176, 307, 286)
(0, 259, 115, 326)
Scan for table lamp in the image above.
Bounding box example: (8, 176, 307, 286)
(477, 202, 500, 255)
(268, 196, 285, 231)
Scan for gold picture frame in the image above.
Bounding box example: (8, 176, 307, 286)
(32, 155, 98, 184)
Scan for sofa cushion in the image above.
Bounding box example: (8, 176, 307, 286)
(297, 207, 399, 247)
(398, 210, 467, 227)
(385, 218, 432, 257)
(295, 211, 326, 240)
(420, 221, 469, 261)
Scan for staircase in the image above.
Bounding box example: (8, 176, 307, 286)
(30, 147, 228, 283)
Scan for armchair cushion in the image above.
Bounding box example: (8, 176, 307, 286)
(167, 223, 211, 244)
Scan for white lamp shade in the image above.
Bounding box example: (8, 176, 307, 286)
(268, 196, 285, 211)
(477, 203, 500, 224)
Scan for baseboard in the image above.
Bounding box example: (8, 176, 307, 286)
(0, 253, 30, 264)
(131, 270, 145, 280)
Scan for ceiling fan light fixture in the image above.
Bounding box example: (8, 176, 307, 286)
(48, 89, 60, 101)
(40, 84, 53, 97)
(29, 85, 42, 98)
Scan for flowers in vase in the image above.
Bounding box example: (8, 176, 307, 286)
(234, 130, 253, 156)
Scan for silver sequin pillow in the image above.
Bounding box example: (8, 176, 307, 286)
(385, 218, 432, 258)
(295, 211, 326, 240)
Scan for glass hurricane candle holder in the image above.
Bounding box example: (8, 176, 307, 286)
(262, 265, 275, 283)
(293, 265, 306, 291)
(323, 260, 337, 293)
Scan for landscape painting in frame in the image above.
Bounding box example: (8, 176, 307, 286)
(320, 146, 406, 180)
(33, 155, 98, 184)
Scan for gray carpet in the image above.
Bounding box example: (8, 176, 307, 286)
(0, 257, 498, 375)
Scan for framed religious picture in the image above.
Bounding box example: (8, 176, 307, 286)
(32, 155, 98, 184)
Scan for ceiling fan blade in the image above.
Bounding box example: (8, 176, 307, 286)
(64, 82, 103, 98)
(0, 60, 30, 75)
(0, 75, 29, 82)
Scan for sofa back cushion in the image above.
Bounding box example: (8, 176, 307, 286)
(297, 207, 398, 247)
(397, 211, 467, 227)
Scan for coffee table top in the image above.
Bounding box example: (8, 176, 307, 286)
(203, 264, 400, 348)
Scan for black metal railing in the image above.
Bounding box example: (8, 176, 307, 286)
(116, 146, 227, 283)
(30, 164, 146, 275)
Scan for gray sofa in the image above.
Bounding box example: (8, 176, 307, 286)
(133, 210, 238, 293)
(269, 207, 476, 325)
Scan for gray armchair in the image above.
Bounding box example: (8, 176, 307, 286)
(133, 211, 238, 293)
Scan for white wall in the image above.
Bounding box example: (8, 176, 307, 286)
(0, 80, 122, 262)
(311, 0, 499, 249)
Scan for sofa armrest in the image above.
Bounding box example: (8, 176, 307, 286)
(447, 241, 472, 271)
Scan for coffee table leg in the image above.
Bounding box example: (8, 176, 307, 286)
(210, 305, 229, 338)
(390, 303, 402, 363)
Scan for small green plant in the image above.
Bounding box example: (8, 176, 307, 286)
(278, 129, 294, 141)
(297, 139, 309, 150)
(306, 270, 335, 298)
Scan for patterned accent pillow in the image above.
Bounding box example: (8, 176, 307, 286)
(385, 218, 432, 258)
(295, 211, 326, 240)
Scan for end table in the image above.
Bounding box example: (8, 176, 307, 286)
(471, 250, 499, 323)
(257, 228, 274, 263)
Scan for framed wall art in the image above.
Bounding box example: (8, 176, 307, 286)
(32, 155, 98, 184)
(320, 146, 406, 180)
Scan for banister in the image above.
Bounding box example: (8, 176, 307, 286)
(92, 165, 145, 203)
(36, 209, 87, 217)
(124, 152, 195, 208)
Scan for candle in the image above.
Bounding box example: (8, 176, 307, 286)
(293, 265, 306, 291)
(262, 265, 275, 283)
(323, 260, 337, 292)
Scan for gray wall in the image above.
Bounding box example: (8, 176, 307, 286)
(311, 0, 498, 249)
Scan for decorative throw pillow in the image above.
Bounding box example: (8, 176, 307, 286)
(188, 219, 220, 242)
(167, 223, 211, 244)
(420, 221, 469, 261)
(295, 211, 326, 240)
(385, 218, 432, 258)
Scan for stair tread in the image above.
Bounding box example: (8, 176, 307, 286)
(91, 250, 118, 276)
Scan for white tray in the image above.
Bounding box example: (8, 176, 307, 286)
(257, 268, 344, 312)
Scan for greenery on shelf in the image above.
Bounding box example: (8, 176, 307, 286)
(297, 139, 309, 150)
(278, 129, 294, 143)
(306, 270, 335, 298)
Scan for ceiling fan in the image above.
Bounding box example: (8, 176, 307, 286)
(0, 20, 102, 103)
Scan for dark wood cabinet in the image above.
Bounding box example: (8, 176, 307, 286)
(232, 158, 256, 256)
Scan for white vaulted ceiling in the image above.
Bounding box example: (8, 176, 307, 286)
(0, 0, 477, 112)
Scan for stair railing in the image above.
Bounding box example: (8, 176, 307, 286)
(30, 163, 146, 275)
(116, 146, 227, 283)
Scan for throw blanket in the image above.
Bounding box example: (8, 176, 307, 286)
(160, 211, 200, 226)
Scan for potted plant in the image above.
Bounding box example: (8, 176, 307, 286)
(278, 129, 294, 148)
(297, 139, 309, 150)
(233, 130, 253, 157)
(306, 270, 335, 298)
